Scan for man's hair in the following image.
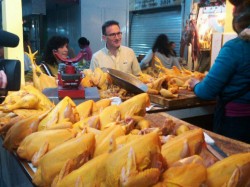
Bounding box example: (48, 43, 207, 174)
(102, 20, 120, 35)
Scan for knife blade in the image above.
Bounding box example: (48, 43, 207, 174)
(204, 132, 228, 160)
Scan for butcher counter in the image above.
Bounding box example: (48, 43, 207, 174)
(1, 112, 249, 187)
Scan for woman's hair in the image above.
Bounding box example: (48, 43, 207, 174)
(43, 36, 69, 65)
(78, 37, 90, 47)
(152, 34, 171, 57)
(230, 0, 250, 33)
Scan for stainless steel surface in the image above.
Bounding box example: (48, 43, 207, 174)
(42, 87, 100, 104)
(106, 68, 148, 94)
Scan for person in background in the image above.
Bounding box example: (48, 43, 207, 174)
(170, 40, 187, 67)
(188, 0, 250, 143)
(140, 34, 181, 70)
(169, 41, 177, 57)
(77, 37, 92, 69)
(42, 35, 69, 77)
(90, 20, 141, 76)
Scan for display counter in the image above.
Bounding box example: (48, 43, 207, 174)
(149, 113, 250, 156)
(42, 87, 100, 105)
(1, 112, 249, 187)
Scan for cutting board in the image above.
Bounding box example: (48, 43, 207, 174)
(149, 89, 215, 109)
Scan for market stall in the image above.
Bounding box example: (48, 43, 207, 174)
(1, 0, 249, 185)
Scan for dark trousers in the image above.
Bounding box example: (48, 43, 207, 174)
(216, 116, 250, 144)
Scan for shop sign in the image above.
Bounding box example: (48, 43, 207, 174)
(129, 0, 182, 11)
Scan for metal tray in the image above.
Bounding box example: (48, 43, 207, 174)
(105, 68, 148, 94)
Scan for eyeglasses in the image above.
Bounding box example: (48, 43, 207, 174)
(105, 32, 122, 38)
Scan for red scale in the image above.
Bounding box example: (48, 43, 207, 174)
(53, 50, 87, 99)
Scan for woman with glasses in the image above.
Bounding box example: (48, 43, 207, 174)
(90, 20, 141, 76)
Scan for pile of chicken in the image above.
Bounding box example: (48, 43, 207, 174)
(80, 68, 136, 100)
(79, 60, 206, 99)
(0, 86, 249, 187)
(138, 55, 206, 98)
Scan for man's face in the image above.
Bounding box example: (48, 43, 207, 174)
(103, 25, 122, 49)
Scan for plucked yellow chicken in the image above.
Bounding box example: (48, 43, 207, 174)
(146, 76, 166, 91)
(76, 98, 112, 121)
(206, 152, 250, 187)
(114, 135, 146, 152)
(119, 93, 150, 119)
(0, 92, 40, 112)
(22, 85, 54, 111)
(76, 100, 95, 120)
(0, 113, 22, 135)
(0, 85, 54, 112)
(1, 90, 29, 107)
(33, 133, 95, 187)
(91, 67, 109, 90)
(17, 128, 77, 162)
(54, 132, 163, 187)
(3, 114, 42, 151)
(161, 128, 204, 166)
(80, 75, 94, 87)
(99, 105, 121, 130)
(38, 96, 78, 131)
(138, 72, 155, 84)
(93, 98, 112, 114)
(94, 125, 125, 157)
(72, 115, 100, 132)
(160, 88, 178, 98)
(154, 155, 207, 187)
